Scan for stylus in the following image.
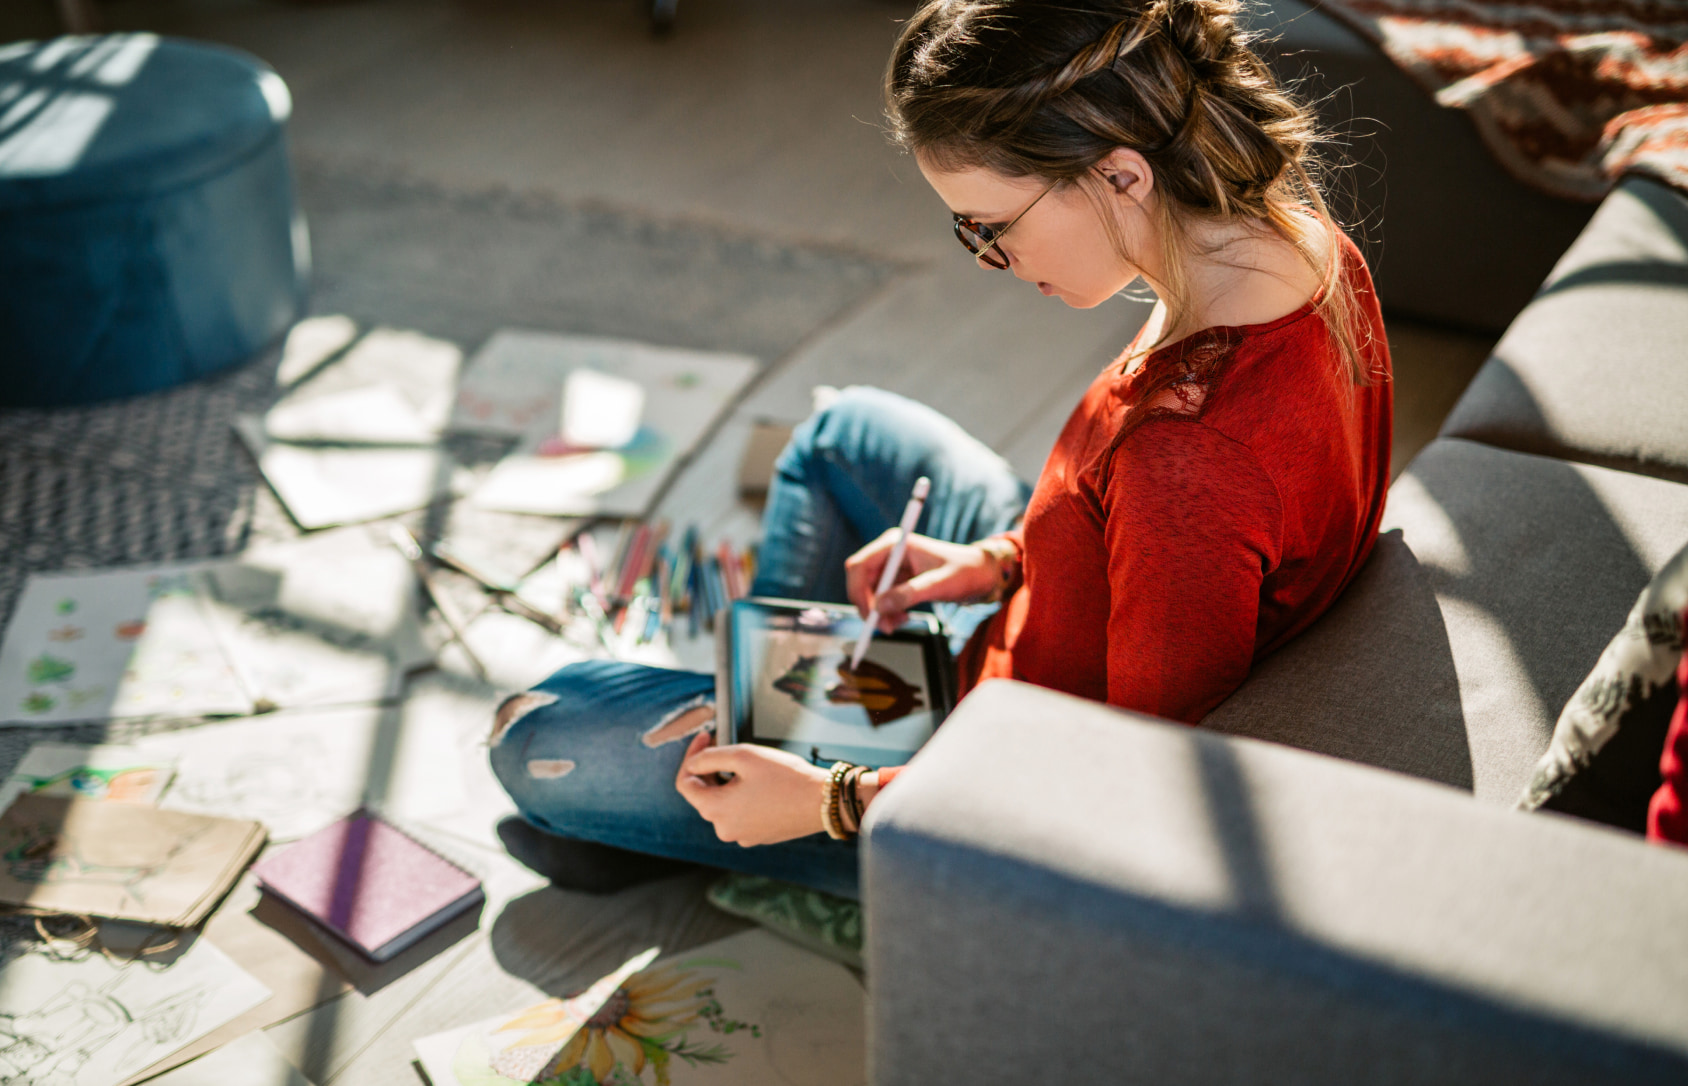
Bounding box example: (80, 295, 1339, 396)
(849, 476, 931, 672)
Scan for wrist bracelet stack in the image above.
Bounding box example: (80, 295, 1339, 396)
(821, 762, 872, 840)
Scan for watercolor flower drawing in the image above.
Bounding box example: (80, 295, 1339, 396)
(455, 953, 760, 1086)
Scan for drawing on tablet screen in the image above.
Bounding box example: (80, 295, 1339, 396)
(771, 656, 925, 726)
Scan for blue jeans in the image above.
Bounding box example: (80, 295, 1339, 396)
(489, 387, 1032, 899)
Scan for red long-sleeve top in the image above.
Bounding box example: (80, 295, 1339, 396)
(957, 233, 1393, 724)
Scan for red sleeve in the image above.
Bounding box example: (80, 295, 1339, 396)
(1647, 609, 1688, 847)
(1102, 419, 1282, 723)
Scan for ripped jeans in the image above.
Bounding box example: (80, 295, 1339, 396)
(488, 387, 1032, 899)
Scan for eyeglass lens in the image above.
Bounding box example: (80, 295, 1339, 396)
(954, 218, 1010, 269)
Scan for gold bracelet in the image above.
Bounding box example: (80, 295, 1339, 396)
(821, 761, 853, 840)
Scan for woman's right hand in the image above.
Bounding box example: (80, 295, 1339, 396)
(845, 531, 1002, 631)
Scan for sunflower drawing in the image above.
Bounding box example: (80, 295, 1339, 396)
(473, 950, 759, 1086)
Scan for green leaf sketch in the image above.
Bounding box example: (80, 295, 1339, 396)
(55, 598, 76, 615)
(22, 692, 55, 714)
(27, 654, 75, 685)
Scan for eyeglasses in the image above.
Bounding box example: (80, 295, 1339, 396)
(951, 179, 1059, 270)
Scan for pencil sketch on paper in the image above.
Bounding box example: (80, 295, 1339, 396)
(138, 706, 417, 842)
(0, 817, 213, 912)
(0, 936, 269, 1086)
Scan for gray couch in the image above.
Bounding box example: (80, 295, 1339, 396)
(860, 15, 1688, 1083)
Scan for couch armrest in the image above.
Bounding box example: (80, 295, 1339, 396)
(861, 680, 1688, 1085)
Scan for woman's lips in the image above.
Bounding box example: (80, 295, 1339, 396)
(1037, 282, 1055, 296)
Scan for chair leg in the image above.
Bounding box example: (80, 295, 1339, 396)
(57, 0, 100, 34)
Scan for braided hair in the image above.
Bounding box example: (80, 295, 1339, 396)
(886, 0, 1375, 446)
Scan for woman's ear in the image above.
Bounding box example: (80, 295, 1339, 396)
(1097, 147, 1154, 204)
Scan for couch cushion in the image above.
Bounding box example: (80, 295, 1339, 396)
(1206, 438, 1688, 803)
(1441, 177, 1688, 483)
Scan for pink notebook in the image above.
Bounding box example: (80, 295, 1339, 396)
(254, 811, 483, 962)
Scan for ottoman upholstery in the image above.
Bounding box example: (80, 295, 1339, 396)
(0, 34, 308, 406)
(1206, 437, 1688, 803)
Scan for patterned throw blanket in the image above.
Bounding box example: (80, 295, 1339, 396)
(1311, 0, 1688, 200)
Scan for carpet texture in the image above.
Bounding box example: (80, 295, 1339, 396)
(0, 160, 896, 758)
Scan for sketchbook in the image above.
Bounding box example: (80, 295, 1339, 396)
(412, 927, 865, 1086)
(716, 598, 954, 769)
(0, 795, 265, 927)
(0, 930, 271, 1086)
(457, 330, 758, 518)
(253, 811, 483, 963)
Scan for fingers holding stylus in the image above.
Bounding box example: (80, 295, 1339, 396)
(845, 527, 916, 614)
(844, 534, 1003, 626)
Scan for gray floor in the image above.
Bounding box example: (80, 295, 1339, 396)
(4, 2, 1496, 1083)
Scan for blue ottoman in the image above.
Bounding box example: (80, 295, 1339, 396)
(0, 34, 308, 407)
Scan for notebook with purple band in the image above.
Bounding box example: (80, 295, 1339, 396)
(253, 811, 483, 962)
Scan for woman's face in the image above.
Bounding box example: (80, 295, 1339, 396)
(916, 154, 1151, 309)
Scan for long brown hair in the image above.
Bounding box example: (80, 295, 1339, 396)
(885, 0, 1378, 447)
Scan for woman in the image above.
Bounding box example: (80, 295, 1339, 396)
(490, 0, 1391, 900)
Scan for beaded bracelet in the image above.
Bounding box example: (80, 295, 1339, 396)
(821, 761, 853, 840)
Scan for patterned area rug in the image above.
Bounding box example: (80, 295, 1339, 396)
(0, 161, 894, 759)
(1316, 0, 1688, 200)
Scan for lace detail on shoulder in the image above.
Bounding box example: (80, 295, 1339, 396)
(1144, 379, 1206, 416)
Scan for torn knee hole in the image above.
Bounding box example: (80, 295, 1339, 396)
(526, 759, 576, 780)
(641, 699, 715, 748)
(491, 691, 559, 746)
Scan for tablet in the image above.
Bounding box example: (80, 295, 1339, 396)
(716, 597, 955, 768)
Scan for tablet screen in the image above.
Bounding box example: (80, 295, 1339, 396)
(726, 600, 950, 767)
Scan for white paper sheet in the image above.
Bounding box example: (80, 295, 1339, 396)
(265, 327, 463, 444)
(413, 929, 865, 1086)
(0, 934, 271, 1086)
(200, 526, 434, 711)
(143, 1032, 314, 1086)
(234, 416, 462, 530)
(0, 566, 252, 726)
(0, 742, 175, 813)
(264, 385, 438, 446)
(388, 672, 517, 853)
(134, 704, 463, 843)
(435, 610, 588, 693)
(455, 330, 757, 518)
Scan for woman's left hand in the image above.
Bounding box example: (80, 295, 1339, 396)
(675, 731, 828, 846)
